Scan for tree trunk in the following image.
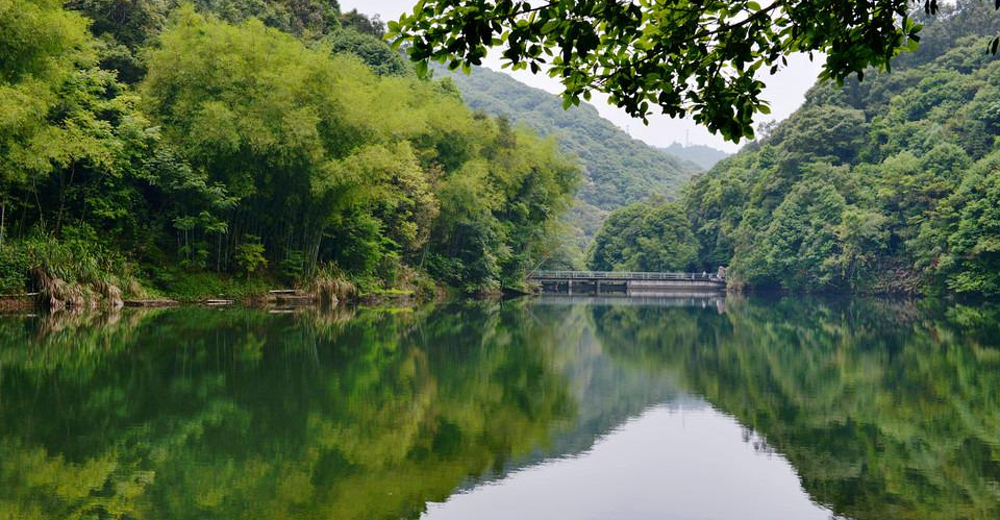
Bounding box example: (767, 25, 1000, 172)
(56, 162, 74, 235)
(31, 178, 45, 232)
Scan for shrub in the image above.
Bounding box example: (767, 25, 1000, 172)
(235, 236, 267, 278)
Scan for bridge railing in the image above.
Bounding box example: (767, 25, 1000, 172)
(529, 270, 724, 281)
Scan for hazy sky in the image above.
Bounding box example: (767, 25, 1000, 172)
(340, 0, 824, 153)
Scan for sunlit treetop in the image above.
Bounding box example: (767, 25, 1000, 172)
(389, 0, 999, 142)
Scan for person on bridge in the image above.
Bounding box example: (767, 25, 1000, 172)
(717, 266, 727, 279)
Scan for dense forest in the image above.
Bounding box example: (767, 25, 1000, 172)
(587, 196, 699, 273)
(592, 0, 1000, 296)
(0, 0, 578, 300)
(11, 0, 1000, 300)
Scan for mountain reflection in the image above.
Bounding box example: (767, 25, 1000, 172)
(0, 296, 997, 520)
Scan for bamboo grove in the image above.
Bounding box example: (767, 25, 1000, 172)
(0, 0, 579, 295)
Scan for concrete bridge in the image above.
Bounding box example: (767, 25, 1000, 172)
(529, 270, 726, 296)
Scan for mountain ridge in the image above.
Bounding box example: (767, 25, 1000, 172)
(434, 64, 704, 211)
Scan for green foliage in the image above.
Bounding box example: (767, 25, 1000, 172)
(1, 0, 92, 189)
(338, 7, 384, 38)
(389, 0, 966, 142)
(278, 248, 305, 280)
(927, 151, 1000, 293)
(426, 127, 579, 291)
(65, 0, 170, 82)
(65, 1, 354, 83)
(677, 2, 1000, 295)
(588, 199, 699, 272)
(0, 244, 33, 293)
(153, 269, 272, 299)
(0, 1, 578, 296)
(324, 27, 410, 76)
(187, 0, 342, 36)
(437, 64, 707, 267)
(738, 169, 854, 290)
(0, 233, 138, 293)
(0, 0, 91, 83)
(234, 235, 266, 277)
(436, 65, 703, 211)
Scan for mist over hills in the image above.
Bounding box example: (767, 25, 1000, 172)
(659, 142, 730, 170)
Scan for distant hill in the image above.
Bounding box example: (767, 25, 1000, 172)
(659, 142, 730, 170)
(435, 65, 702, 214)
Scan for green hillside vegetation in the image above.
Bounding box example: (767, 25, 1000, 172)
(592, 1, 1000, 296)
(436, 65, 702, 255)
(0, 0, 578, 299)
(588, 197, 699, 272)
(437, 66, 702, 210)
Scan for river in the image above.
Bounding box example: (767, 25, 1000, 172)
(0, 296, 997, 519)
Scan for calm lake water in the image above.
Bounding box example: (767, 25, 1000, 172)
(0, 296, 998, 519)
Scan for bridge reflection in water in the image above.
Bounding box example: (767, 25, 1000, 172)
(529, 270, 726, 296)
(534, 295, 728, 313)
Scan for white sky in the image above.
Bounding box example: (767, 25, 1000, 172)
(341, 0, 824, 153)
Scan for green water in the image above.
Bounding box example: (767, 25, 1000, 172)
(0, 296, 997, 519)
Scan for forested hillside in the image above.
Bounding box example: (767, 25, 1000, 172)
(588, 197, 699, 273)
(437, 65, 702, 247)
(592, 0, 1000, 296)
(438, 66, 702, 210)
(0, 0, 578, 300)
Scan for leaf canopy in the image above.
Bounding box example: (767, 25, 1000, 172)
(389, 0, 998, 141)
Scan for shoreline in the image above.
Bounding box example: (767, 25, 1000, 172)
(0, 285, 435, 314)
(2, 288, 953, 318)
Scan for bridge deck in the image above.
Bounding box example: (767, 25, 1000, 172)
(529, 270, 725, 283)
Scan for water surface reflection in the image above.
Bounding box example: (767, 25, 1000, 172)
(0, 296, 997, 519)
(425, 403, 836, 520)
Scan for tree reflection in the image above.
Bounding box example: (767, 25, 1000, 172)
(0, 303, 574, 520)
(4, 297, 998, 520)
(592, 297, 1000, 520)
